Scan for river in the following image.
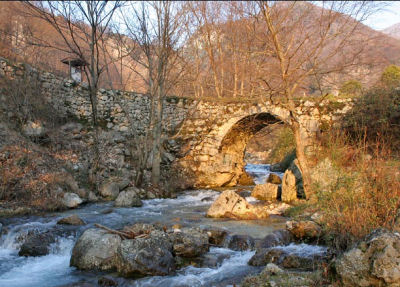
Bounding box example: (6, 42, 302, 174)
(0, 164, 321, 287)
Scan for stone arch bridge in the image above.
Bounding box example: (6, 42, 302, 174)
(173, 101, 323, 187)
(0, 57, 352, 188)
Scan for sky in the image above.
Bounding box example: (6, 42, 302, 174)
(360, 1, 400, 30)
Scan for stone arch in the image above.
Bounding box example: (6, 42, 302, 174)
(176, 100, 324, 189)
(178, 108, 285, 188)
(214, 112, 281, 187)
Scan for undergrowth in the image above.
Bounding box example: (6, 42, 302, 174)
(314, 129, 400, 250)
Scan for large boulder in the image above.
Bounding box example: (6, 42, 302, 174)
(286, 220, 322, 242)
(70, 228, 122, 271)
(336, 229, 400, 287)
(281, 160, 304, 202)
(61, 192, 83, 208)
(169, 228, 209, 257)
(114, 188, 142, 207)
(99, 182, 120, 200)
(251, 183, 281, 201)
(115, 230, 175, 277)
(206, 190, 269, 220)
(18, 231, 55, 257)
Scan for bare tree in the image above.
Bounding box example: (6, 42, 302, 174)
(184, 1, 381, 198)
(23, 1, 122, 189)
(119, 1, 187, 186)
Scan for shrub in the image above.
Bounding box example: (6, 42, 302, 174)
(0, 70, 63, 130)
(381, 65, 400, 87)
(339, 80, 362, 97)
(344, 86, 400, 154)
(315, 129, 400, 250)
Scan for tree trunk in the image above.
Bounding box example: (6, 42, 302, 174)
(151, 87, 163, 186)
(292, 121, 314, 200)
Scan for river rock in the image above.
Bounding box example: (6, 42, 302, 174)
(205, 227, 228, 246)
(57, 214, 85, 225)
(98, 276, 118, 287)
(281, 169, 298, 202)
(267, 173, 282, 184)
(255, 229, 293, 249)
(122, 223, 161, 235)
(336, 229, 400, 287)
(206, 190, 269, 220)
(18, 231, 56, 257)
(114, 189, 142, 207)
(87, 191, 99, 202)
(281, 160, 304, 202)
(237, 171, 255, 186)
(237, 190, 251, 198)
(251, 183, 281, 201)
(99, 182, 120, 200)
(265, 202, 291, 215)
(249, 245, 327, 270)
(263, 263, 284, 275)
(286, 220, 322, 241)
(201, 196, 214, 202)
(61, 192, 83, 208)
(115, 230, 175, 277)
(117, 179, 130, 191)
(70, 228, 122, 271)
(169, 228, 209, 257)
(223, 234, 255, 251)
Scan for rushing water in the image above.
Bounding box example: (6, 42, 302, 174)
(244, 164, 284, 185)
(0, 164, 322, 287)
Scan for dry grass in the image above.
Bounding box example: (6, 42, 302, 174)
(315, 129, 400, 250)
(0, 145, 68, 211)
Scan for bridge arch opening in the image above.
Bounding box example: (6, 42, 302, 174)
(216, 112, 285, 186)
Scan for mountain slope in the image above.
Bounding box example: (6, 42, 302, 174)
(383, 23, 400, 40)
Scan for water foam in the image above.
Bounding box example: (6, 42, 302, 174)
(130, 248, 256, 287)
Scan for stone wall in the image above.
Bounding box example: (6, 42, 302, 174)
(0, 57, 195, 136)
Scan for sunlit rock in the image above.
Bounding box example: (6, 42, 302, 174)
(251, 183, 281, 201)
(336, 229, 400, 287)
(206, 190, 269, 220)
(286, 220, 322, 241)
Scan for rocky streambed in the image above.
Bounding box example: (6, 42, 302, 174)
(0, 165, 329, 287)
